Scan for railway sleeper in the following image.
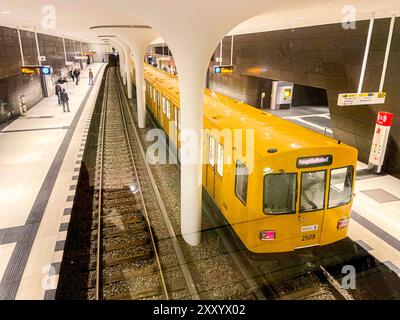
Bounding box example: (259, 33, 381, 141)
(103, 264, 158, 284)
(105, 288, 163, 300)
(104, 238, 150, 252)
(103, 249, 153, 267)
(102, 214, 144, 228)
(102, 196, 140, 207)
(102, 223, 147, 238)
(102, 205, 142, 217)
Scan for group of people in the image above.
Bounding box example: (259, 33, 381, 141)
(55, 67, 94, 112)
(55, 83, 70, 112)
(69, 67, 81, 85)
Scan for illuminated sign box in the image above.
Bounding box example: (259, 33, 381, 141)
(20, 65, 52, 75)
(214, 65, 234, 74)
(337, 92, 386, 106)
(296, 155, 333, 168)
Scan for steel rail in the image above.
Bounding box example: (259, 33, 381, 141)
(114, 69, 170, 300)
(117, 73, 200, 300)
(95, 67, 110, 300)
(319, 265, 354, 300)
(143, 109, 268, 300)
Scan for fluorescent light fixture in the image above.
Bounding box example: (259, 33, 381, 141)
(0, 11, 11, 14)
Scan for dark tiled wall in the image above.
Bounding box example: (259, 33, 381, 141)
(208, 18, 400, 177)
(208, 69, 273, 108)
(0, 25, 93, 125)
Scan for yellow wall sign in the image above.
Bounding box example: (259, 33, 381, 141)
(337, 92, 386, 106)
(20, 67, 39, 75)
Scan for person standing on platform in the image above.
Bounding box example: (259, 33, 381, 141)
(55, 83, 62, 105)
(73, 68, 80, 85)
(88, 68, 94, 85)
(69, 68, 75, 83)
(19, 95, 27, 116)
(60, 89, 70, 112)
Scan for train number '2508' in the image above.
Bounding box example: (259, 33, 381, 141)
(302, 234, 316, 241)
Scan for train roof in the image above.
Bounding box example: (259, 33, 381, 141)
(144, 64, 355, 156)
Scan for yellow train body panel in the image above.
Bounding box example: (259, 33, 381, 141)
(143, 63, 358, 254)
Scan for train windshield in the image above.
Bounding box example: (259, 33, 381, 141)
(328, 166, 354, 208)
(300, 171, 326, 212)
(263, 173, 297, 214)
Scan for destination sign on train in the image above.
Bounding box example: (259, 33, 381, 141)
(296, 155, 333, 168)
(337, 92, 386, 106)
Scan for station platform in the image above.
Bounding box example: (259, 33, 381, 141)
(350, 161, 400, 276)
(0, 63, 106, 300)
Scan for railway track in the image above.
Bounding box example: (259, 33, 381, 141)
(93, 66, 170, 300)
(58, 65, 198, 300)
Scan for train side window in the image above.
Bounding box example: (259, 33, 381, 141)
(235, 160, 248, 204)
(328, 166, 354, 208)
(300, 170, 326, 213)
(174, 106, 178, 127)
(162, 96, 167, 114)
(209, 136, 216, 167)
(166, 100, 171, 119)
(263, 173, 297, 214)
(153, 88, 156, 103)
(216, 143, 223, 177)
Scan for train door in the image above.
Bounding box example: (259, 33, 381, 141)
(157, 91, 162, 121)
(165, 99, 171, 134)
(161, 95, 166, 128)
(296, 170, 326, 248)
(214, 142, 224, 209)
(173, 105, 178, 146)
(153, 88, 157, 116)
(206, 135, 216, 197)
(205, 134, 224, 209)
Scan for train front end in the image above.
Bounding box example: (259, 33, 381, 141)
(238, 144, 358, 254)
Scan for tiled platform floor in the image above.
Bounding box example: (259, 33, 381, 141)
(0, 63, 106, 299)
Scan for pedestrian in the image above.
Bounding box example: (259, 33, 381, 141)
(60, 89, 70, 112)
(73, 68, 80, 85)
(69, 68, 75, 82)
(55, 83, 62, 105)
(19, 95, 27, 115)
(88, 68, 94, 85)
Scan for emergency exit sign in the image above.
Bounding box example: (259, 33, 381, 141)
(337, 92, 386, 106)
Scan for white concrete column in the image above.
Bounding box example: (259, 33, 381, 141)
(120, 50, 127, 85)
(133, 53, 146, 128)
(176, 60, 209, 246)
(112, 38, 133, 99)
(116, 44, 126, 85)
(126, 58, 133, 99)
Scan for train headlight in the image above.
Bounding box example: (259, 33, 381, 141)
(259, 230, 276, 241)
(337, 218, 349, 230)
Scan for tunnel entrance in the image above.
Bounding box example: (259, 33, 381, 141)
(269, 82, 331, 137)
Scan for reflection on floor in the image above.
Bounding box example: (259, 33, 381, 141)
(266, 106, 332, 137)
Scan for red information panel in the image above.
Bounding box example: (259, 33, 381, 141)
(376, 111, 394, 126)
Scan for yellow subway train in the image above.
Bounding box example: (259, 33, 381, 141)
(142, 63, 358, 254)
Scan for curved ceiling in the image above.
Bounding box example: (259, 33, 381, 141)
(0, 0, 398, 43)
